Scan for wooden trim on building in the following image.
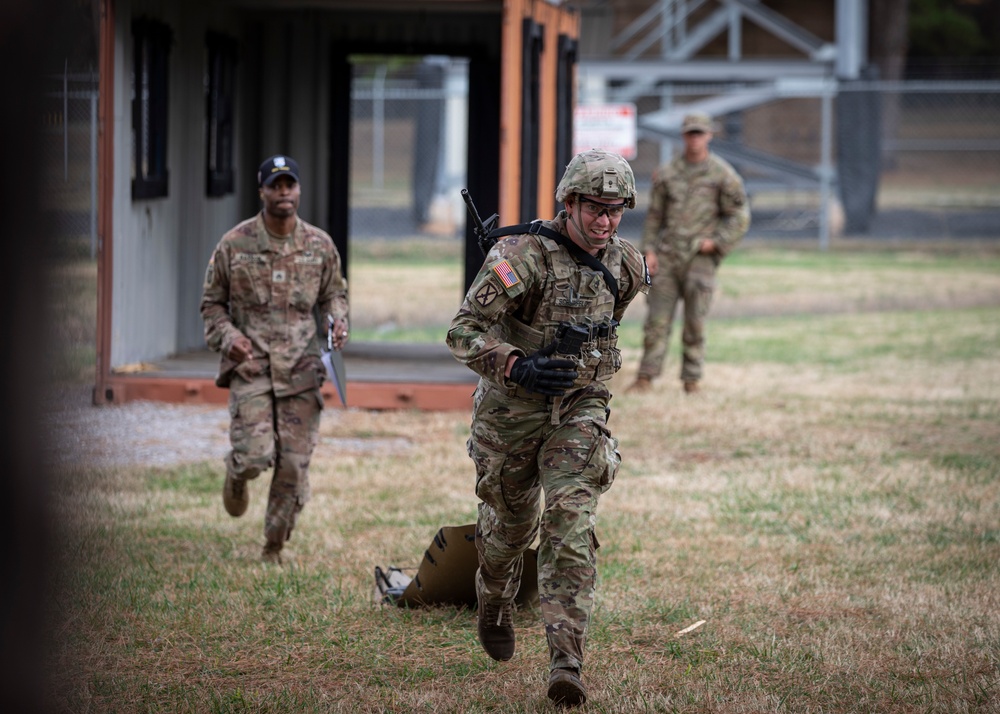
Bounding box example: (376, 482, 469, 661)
(498, 0, 524, 224)
(98, 377, 475, 411)
(95, 0, 116, 406)
(498, 0, 579, 223)
(536, 5, 578, 216)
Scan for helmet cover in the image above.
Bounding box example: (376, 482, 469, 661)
(555, 149, 636, 209)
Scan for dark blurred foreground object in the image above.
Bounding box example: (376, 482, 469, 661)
(1, 1, 83, 711)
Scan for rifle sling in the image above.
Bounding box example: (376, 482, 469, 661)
(487, 221, 619, 312)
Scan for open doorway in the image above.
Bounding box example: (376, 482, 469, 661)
(348, 55, 470, 345)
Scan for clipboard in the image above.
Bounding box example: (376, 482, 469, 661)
(321, 349, 347, 407)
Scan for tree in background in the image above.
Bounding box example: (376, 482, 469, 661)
(870, 0, 912, 82)
(909, 0, 991, 74)
(868, 0, 998, 174)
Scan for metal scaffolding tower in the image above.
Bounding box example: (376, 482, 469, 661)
(578, 0, 870, 248)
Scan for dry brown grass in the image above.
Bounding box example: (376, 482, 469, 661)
(46, 245, 1000, 712)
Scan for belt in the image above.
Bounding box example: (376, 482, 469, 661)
(508, 384, 552, 402)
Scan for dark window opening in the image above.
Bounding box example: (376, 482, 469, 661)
(520, 19, 543, 222)
(555, 34, 577, 215)
(205, 32, 238, 197)
(131, 17, 172, 199)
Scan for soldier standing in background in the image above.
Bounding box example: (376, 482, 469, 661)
(201, 155, 349, 564)
(447, 150, 649, 707)
(627, 112, 750, 395)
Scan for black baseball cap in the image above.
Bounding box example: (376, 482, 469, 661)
(257, 155, 300, 187)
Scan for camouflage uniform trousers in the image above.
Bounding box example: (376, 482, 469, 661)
(226, 374, 323, 547)
(468, 380, 621, 673)
(638, 252, 718, 384)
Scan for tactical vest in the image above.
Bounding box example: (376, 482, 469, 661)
(493, 231, 624, 394)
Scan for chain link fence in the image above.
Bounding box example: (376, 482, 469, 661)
(614, 79, 1000, 244)
(39, 62, 999, 258)
(349, 57, 469, 245)
(349, 65, 1000, 246)
(41, 67, 99, 259)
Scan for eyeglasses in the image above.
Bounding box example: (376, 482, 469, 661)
(578, 196, 627, 218)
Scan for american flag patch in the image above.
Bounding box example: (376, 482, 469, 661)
(492, 259, 520, 288)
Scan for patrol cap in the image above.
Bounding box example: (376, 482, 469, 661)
(257, 155, 300, 187)
(681, 112, 715, 134)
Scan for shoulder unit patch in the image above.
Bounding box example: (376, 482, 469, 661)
(475, 282, 500, 307)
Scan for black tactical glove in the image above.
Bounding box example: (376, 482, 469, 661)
(508, 342, 579, 396)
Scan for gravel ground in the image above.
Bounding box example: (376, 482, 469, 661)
(42, 384, 413, 470)
(44, 384, 230, 470)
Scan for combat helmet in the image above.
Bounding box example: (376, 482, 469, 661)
(555, 149, 636, 209)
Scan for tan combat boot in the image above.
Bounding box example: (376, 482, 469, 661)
(626, 376, 652, 394)
(683, 381, 700, 394)
(223, 471, 249, 517)
(477, 597, 515, 661)
(547, 668, 587, 707)
(261, 541, 283, 564)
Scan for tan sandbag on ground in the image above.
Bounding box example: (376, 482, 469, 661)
(374, 524, 539, 609)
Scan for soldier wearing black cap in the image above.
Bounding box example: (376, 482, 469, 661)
(258, 154, 299, 186)
(201, 155, 349, 563)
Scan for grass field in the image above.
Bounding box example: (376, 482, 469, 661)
(46, 243, 1000, 712)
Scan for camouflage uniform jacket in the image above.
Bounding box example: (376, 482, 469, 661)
(447, 211, 649, 395)
(200, 213, 349, 396)
(640, 152, 750, 264)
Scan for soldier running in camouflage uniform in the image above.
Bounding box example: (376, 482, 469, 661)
(447, 150, 649, 707)
(201, 155, 349, 564)
(627, 112, 750, 395)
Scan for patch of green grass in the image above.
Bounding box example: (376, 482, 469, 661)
(727, 248, 1000, 274)
(934, 453, 999, 483)
(149, 461, 221, 495)
(352, 324, 450, 343)
(46, 343, 97, 382)
(350, 237, 461, 265)
(705, 307, 1000, 366)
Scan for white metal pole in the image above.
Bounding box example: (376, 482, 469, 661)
(819, 87, 834, 251)
(373, 64, 387, 190)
